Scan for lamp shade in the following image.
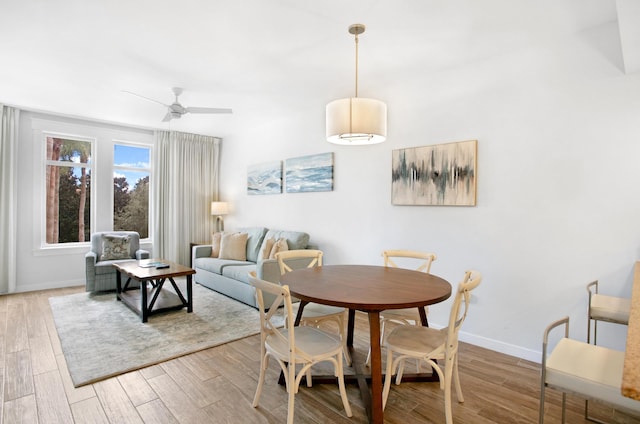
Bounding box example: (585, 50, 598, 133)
(210, 201, 229, 216)
(326, 97, 387, 145)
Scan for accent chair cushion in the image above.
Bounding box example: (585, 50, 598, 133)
(219, 232, 249, 261)
(591, 294, 631, 324)
(100, 234, 131, 260)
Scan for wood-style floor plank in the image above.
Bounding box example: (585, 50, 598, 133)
(1, 285, 639, 424)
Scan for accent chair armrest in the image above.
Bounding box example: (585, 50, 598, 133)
(136, 249, 150, 260)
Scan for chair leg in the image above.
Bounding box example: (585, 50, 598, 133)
(287, 364, 296, 424)
(443, 355, 455, 424)
(382, 350, 396, 409)
(252, 355, 267, 407)
(453, 354, 464, 403)
(335, 355, 353, 417)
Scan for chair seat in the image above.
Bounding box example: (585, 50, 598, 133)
(293, 302, 346, 320)
(385, 325, 446, 357)
(266, 326, 343, 362)
(591, 294, 631, 324)
(546, 338, 640, 412)
(381, 307, 423, 322)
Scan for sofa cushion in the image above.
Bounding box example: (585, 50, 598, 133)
(263, 229, 310, 250)
(239, 227, 268, 262)
(101, 235, 131, 260)
(210, 231, 224, 257)
(259, 237, 276, 260)
(194, 257, 254, 274)
(219, 232, 248, 261)
(269, 238, 289, 259)
(95, 259, 136, 274)
(221, 264, 256, 283)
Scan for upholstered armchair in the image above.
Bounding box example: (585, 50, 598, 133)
(85, 231, 150, 292)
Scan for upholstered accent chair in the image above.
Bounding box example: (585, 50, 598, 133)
(85, 231, 150, 292)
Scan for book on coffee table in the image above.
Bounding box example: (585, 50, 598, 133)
(139, 261, 168, 268)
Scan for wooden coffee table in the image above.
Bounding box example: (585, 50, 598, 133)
(113, 259, 195, 323)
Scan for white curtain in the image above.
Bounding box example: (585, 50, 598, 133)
(153, 130, 221, 265)
(0, 105, 20, 294)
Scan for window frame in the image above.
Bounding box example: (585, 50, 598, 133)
(41, 130, 96, 250)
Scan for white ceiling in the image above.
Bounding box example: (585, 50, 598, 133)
(0, 0, 634, 138)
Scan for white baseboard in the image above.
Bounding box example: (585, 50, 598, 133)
(16, 279, 85, 293)
(458, 330, 541, 364)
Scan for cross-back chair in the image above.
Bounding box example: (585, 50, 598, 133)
(248, 273, 352, 424)
(275, 249, 351, 366)
(366, 249, 437, 366)
(382, 270, 482, 424)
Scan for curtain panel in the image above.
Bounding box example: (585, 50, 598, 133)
(0, 105, 20, 294)
(153, 130, 221, 266)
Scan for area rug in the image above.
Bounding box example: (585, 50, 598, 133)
(49, 282, 282, 387)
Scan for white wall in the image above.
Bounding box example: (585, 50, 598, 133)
(218, 20, 640, 361)
(12, 19, 640, 362)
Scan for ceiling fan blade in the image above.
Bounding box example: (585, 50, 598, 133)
(186, 107, 233, 114)
(122, 90, 169, 107)
(161, 112, 173, 122)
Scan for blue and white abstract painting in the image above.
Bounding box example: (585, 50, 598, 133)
(285, 152, 334, 193)
(247, 161, 282, 195)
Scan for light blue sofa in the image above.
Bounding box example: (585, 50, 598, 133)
(192, 227, 314, 308)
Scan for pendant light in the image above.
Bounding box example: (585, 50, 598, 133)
(326, 24, 387, 145)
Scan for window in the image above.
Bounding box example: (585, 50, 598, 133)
(113, 143, 151, 238)
(44, 135, 93, 244)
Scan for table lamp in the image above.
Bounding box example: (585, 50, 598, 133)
(211, 201, 229, 232)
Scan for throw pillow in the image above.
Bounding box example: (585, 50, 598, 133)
(101, 235, 131, 261)
(210, 231, 224, 258)
(269, 237, 289, 259)
(258, 237, 276, 260)
(219, 232, 249, 261)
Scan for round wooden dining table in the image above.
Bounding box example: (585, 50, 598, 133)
(280, 264, 452, 424)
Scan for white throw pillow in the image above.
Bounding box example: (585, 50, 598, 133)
(101, 235, 131, 261)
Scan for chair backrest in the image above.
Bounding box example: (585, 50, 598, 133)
(383, 250, 437, 273)
(248, 272, 311, 363)
(445, 270, 482, 356)
(275, 249, 323, 275)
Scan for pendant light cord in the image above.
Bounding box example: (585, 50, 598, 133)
(354, 31, 359, 98)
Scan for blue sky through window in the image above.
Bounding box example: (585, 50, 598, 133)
(114, 144, 150, 190)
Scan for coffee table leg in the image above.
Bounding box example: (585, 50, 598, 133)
(141, 280, 148, 323)
(187, 275, 193, 313)
(116, 271, 122, 300)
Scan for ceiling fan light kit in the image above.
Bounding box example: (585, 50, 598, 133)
(326, 23, 387, 145)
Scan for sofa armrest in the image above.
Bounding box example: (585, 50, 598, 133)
(136, 249, 150, 260)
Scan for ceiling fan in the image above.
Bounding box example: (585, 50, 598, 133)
(123, 87, 232, 122)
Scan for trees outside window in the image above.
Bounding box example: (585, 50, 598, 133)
(45, 136, 92, 244)
(113, 144, 150, 238)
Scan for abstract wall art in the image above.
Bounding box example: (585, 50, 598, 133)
(247, 161, 283, 195)
(392, 140, 477, 206)
(285, 152, 334, 193)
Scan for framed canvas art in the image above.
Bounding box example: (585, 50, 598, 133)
(247, 161, 283, 195)
(285, 152, 334, 193)
(392, 140, 477, 206)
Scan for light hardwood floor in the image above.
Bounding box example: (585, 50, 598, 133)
(1, 285, 639, 424)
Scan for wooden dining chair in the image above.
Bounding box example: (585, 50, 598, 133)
(248, 273, 352, 424)
(275, 249, 351, 366)
(366, 249, 437, 366)
(382, 270, 482, 424)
